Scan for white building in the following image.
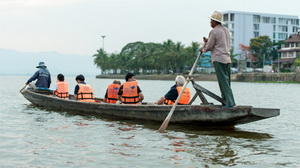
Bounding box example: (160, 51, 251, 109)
(222, 11, 299, 55)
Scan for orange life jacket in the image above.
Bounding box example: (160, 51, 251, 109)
(105, 83, 120, 104)
(54, 81, 69, 99)
(77, 83, 95, 102)
(164, 86, 191, 105)
(121, 81, 140, 104)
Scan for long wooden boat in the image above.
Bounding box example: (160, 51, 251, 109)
(21, 87, 280, 127)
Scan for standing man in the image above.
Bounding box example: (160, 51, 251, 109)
(117, 73, 144, 104)
(200, 11, 236, 108)
(26, 62, 51, 89)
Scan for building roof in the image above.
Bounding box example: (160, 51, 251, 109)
(278, 48, 300, 52)
(284, 34, 300, 43)
(273, 58, 296, 63)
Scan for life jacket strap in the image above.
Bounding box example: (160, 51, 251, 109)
(77, 92, 94, 100)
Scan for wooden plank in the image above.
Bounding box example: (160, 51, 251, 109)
(191, 80, 227, 105)
(188, 93, 197, 105)
(195, 89, 209, 105)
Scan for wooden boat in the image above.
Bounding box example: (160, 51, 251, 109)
(20, 81, 280, 127)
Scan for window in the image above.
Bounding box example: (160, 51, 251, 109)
(293, 26, 299, 33)
(273, 25, 276, 31)
(273, 33, 276, 39)
(271, 17, 276, 24)
(229, 23, 234, 29)
(263, 17, 270, 23)
(281, 52, 287, 58)
(223, 14, 228, 21)
(279, 25, 288, 32)
(230, 14, 234, 21)
(278, 33, 288, 40)
(287, 52, 292, 58)
(285, 43, 289, 48)
(253, 15, 260, 23)
(224, 23, 228, 28)
(254, 24, 259, 30)
(279, 18, 288, 24)
(254, 32, 259, 37)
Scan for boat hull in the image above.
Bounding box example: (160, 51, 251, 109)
(21, 89, 280, 126)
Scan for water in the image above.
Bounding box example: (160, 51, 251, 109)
(0, 75, 299, 168)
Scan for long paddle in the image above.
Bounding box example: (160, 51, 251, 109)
(20, 84, 28, 93)
(158, 51, 202, 132)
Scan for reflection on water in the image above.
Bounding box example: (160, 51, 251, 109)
(21, 104, 278, 167)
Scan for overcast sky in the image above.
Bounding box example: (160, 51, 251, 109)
(1, 0, 299, 56)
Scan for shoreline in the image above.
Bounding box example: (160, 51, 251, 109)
(96, 72, 300, 83)
(96, 74, 219, 81)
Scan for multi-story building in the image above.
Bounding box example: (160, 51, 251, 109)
(222, 11, 299, 56)
(277, 29, 300, 70)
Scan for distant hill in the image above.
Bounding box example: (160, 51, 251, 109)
(0, 48, 100, 76)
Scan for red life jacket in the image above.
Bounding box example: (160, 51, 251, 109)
(54, 81, 69, 99)
(121, 81, 140, 104)
(77, 83, 95, 102)
(164, 86, 191, 105)
(105, 84, 120, 104)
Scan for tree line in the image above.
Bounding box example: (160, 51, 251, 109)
(93, 37, 300, 74)
(93, 40, 200, 74)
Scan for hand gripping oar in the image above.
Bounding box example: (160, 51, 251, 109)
(20, 84, 28, 93)
(158, 51, 202, 132)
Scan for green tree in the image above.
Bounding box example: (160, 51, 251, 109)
(230, 48, 238, 66)
(292, 53, 300, 68)
(93, 40, 199, 74)
(270, 40, 284, 61)
(93, 48, 108, 74)
(250, 35, 273, 67)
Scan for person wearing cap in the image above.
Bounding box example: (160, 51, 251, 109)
(200, 11, 236, 108)
(26, 62, 51, 89)
(117, 73, 144, 104)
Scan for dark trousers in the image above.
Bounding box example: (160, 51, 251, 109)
(214, 62, 236, 106)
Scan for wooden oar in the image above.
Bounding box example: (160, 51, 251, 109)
(158, 51, 202, 132)
(20, 84, 28, 93)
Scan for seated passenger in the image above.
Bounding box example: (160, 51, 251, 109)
(74, 74, 95, 102)
(156, 75, 190, 105)
(104, 80, 121, 104)
(117, 73, 144, 104)
(53, 74, 69, 99)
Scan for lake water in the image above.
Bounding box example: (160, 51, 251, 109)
(0, 75, 299, 168)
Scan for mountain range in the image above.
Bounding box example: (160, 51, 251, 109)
(0, 48, 100, 76)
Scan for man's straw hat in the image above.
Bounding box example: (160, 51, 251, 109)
(210, 11, 223, 24)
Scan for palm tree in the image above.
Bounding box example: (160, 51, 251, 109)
(93, 48, 108, 74)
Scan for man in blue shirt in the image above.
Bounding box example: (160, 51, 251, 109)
(156, 75, 190, 105)
(26, 62, 51, 89)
